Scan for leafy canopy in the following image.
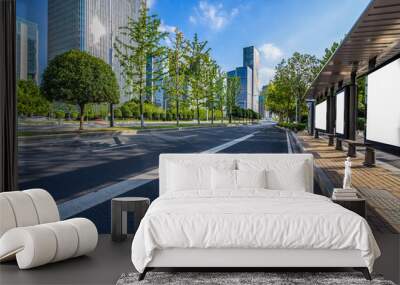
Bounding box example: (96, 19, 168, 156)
(41, 49, 120, 106)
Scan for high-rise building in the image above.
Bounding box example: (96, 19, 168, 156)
(227, 66, 253, 109)
(48, 0, 140, 102)
(243, 46, 260, 112)
(146, 56, 166, 109)
(16, 17, 39, 83)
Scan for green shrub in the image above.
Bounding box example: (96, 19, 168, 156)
(278, 121, 306, 132)
(70, 112, 79, 120)
(357, 117, 365, 131)
(152, 112, 160, 120)
(114, 108, 122, 119)
(121, 105, 132, 118)
(55, 111, 65, 119)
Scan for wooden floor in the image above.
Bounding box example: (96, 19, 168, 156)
(299, 134, 400, 233)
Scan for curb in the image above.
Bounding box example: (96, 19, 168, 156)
(290, 131, 335, 197)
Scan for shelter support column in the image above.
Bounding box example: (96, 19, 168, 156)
(329, 85, 336, 134)
(306, 99, 315, 135)
(348, 71, 358, 140)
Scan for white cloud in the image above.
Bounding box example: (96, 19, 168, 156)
(158, 22, 176, 33)
(189, 1, 239, 31)
(259, 67, 276, 88)
(259, 43, 284, 62)
(189, 15, 197, 24)
(146, 0, 156, 8)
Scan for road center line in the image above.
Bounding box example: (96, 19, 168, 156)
(202, 132, 258, 153)
(92, 143, 137, 152)
(58, 131, 257, 218)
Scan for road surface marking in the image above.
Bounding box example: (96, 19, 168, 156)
(92, 143, 137, 152)
(286, 130, 293, 154)
(202, 132, 258, 153)
(58, 169, 158, 219)
(58, 131, 257, 218)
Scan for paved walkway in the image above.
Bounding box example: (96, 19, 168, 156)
(297, 133, 400, 233)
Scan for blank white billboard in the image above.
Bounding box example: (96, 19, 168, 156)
(336, 91, 345, 134)
(315, 100, 327, 131)
(366, 58, 400, 147)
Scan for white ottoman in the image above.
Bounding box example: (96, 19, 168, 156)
(0, 189, 98, 269)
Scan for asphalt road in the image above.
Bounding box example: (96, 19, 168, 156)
(18, 123, 289, 233)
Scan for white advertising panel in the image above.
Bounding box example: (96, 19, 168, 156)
(366, 58, 400, 147)
(315, 100, 327, 131)
(336, 91, 345, 134)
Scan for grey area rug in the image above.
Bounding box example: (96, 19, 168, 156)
(116, 272, 395, 285)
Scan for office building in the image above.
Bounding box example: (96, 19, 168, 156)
(243, 46, 260, 112)
(227, 66, 253, 109)
(48, 0, 140, 102)
(227, 46, 260, 112)
(16, 17, 39, 83)
(146, 56, 166, 109)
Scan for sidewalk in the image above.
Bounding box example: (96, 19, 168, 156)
(296, 133, 400, 234)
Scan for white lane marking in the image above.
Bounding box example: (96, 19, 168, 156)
(58, 131, 257, 218)
(180, 134, 197, 139)
(92, 143, 137, 152)
(58, 169, 158, 219)
(286, 130, 293, 154)
(202, 132, 258, 154)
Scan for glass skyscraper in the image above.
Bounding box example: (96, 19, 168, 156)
(48, 0, 140, 102)
(227, 66, 253, 109)
(16, 17, 39, 83)
(227, 46, 260, 112)
(243, 46, 260, 112)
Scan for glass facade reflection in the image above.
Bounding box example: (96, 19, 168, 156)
(48, 0, 140, 102)
(16, 17, 39, 82)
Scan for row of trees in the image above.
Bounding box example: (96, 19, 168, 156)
(20, 1, 249, 130)
(113, 1, 245, 127)
(264, 42, 339, 123)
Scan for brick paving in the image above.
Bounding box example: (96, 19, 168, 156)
(298, 134, 400, 233)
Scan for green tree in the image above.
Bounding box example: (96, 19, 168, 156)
(17, 80, 50, 117)
(186, 33, 210, 124)
(286, 53, 320, 122)
(114, 1, 167, 128)
(319, 41, 339, 67)
(41, 50, 120, 130)
(203, 55, 218, 124)
(357, 76, 366, 118)
(226, 76, 240, 123)
(162, 29, 187, 126)
(215, 69, 226, 123)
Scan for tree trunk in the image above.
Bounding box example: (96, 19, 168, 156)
(79, 103, 85, 131)
(211, 106, 214, 124)
(221, 107, 224, 124)
(196, 99, 200, 124)
(109, 103, 114, 128)
(176, 99, 179, 126)
(139, 93, 144, 128)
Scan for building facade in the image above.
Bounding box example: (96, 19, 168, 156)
(16, 17, 39, 83)
(227, 66, 253, 110)
(243, 46, 260, 112)
(48, 0, 140, 102)
(227, 46, 260, 112)
(146, 56, 166, 109)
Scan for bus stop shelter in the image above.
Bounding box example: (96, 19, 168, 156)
(307, 0, 400, 147)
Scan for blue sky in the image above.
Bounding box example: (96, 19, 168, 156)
(149, 0, 370, 87)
